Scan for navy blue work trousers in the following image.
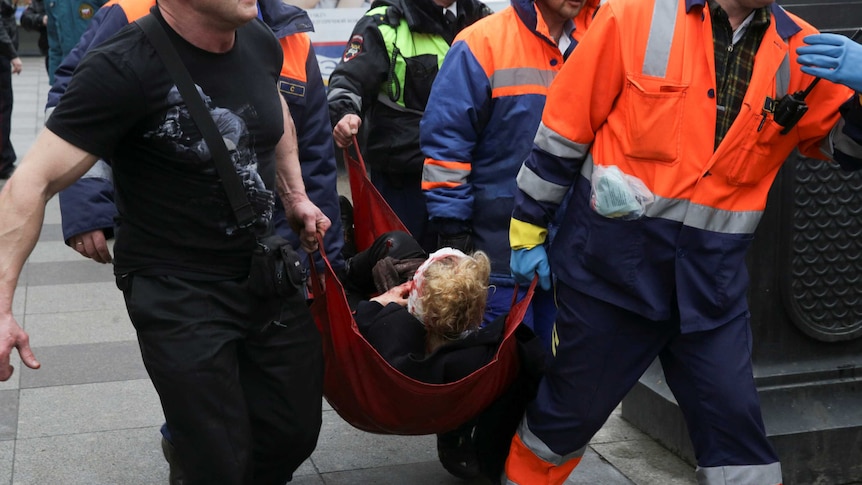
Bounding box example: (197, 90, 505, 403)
(525, 281, 778, 468)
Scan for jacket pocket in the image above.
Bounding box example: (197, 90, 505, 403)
(403, 54, 439, 111)
(624, 74, 687, 164)
(581, 212, 644, 291)
(725, 111, 785, 187)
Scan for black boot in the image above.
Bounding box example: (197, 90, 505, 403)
(437, 425, 480, 479)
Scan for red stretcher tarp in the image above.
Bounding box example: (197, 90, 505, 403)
(308, 145, 533, 435)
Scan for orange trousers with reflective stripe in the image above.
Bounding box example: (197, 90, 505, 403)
(504, 433, 581, 485)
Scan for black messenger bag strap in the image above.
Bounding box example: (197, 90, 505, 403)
(136, 14, 257, 229)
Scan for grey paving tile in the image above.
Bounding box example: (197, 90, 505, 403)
(37, 223, 64, 242)
(23, 308, 135, 348)
(0, 440, 12, 484)
(564, 447, 634, 484)
(0, 390, 18, 441)
(591, 406, 651, 444)
(317, 460, 484, 485)
(293, 457, 318, 478)
(11, 286, 24, 320)
(0, 352, 21, 392)
(24, 282, 125, 315)
(41, 198, 62, 226)
(591, 439, 696, 485)
(12, 427, 168, 485)
(25, 259, 115, 287)
(19, 341, 147, 389)
(17, 379, 163, 439)
(288, 474, 325, 484)
(27, 240, 112, 263)
(310, 410, 438, 473)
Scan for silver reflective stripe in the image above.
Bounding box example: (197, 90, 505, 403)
(423, 161, 469, 185)
(647, 194, 762, 234)
(517, 164, 569, 204)
(534, 122, 591, 159)
(327, 87, 363, 113)
(582, 159, 763, 234)
(830, 117, 862, 160)
(642, 0, 678, 77)
(696, 462, 782, 485)
(515, 417, 586, 466)
(775, 53, 790, 99)
(81, 159, 113, 181)
(680, 201, 763, 234)
(375, 93, 426, 116)
(490, 67, 557, 90)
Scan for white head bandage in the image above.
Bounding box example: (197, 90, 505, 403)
(407, 247, 468, 323)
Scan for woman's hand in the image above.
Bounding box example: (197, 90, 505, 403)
(370, 281, 411, 307)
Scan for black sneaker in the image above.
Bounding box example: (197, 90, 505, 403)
(437, 427, 480, 480)
(339, 195, 357, 259)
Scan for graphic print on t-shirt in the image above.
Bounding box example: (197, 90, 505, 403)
(143, 84, 275, 235)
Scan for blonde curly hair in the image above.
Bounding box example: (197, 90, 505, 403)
(418, 251, 491, 353)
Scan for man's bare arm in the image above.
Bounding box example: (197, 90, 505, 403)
(274, 94, 331, 252)
(0, 128, 99, 380)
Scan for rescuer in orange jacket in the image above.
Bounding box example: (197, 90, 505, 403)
(503, 0, 862, 482)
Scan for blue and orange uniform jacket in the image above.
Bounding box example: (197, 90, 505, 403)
(509, 0, 862, 332)
(420, 0, 598, 283)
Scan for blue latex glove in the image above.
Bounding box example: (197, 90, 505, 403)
(510, 246, 551, 291)
(797, 33, 862, 92)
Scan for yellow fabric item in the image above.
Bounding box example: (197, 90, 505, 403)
(509, 218, 548, 250)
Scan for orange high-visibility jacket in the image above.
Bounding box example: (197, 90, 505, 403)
(511, 0, 862, 331)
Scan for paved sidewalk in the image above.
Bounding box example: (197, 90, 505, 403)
(0, 57, 697, 485)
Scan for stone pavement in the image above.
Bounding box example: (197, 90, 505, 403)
(0, 56, 698, 485)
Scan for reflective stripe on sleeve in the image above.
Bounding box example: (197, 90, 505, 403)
(517, 164, 570, 204)
(490, 67, 557, 90)
(831, 117, 862, 160)
(534, 122, 592, 159)
(327, 87, 362, 113)
(422, 160, 471, 190)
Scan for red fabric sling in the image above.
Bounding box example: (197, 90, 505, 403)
(308, 142, 534, 435)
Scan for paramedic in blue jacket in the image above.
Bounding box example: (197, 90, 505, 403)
(49, 0, 345, 275)
(420, 0, 597, 346)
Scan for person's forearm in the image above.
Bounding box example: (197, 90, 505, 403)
(0, 176, 50, 315)
(0, 129, 99, 313)
(275, 95, 308, 206)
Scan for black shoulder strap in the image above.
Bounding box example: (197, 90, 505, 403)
(136, 14, 257, 229)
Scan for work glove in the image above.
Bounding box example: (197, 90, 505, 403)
(438, 232, 474, 253)
(510, 246, 551, 291)
(797, 33, 862, 92)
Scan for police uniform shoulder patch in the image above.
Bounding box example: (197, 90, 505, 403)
(342, 35, 363, 63)
(79, 2, 96, 20)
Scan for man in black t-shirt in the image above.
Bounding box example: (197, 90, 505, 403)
(0, 1, 330, 483)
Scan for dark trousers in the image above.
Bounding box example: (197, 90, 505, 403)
(0, 55, 14, 172)
(119, 274, 324, 485)
(370, 169, 437, 252)
(526, 282, 778, 468)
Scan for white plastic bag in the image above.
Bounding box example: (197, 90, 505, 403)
(590, 165, 654, 220)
